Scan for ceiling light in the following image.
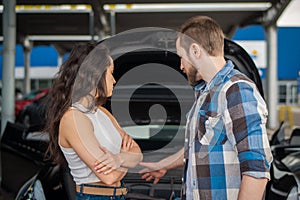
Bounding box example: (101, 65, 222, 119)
(104, 3, 272, 13)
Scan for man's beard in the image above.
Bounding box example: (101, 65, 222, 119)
(187, 66, 201, 86)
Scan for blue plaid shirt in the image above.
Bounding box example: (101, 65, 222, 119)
(184, 60, 272, 199)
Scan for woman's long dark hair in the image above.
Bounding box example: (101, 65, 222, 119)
(45, 42, 111, 164)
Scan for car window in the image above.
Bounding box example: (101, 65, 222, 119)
(22, 90, 40, 100)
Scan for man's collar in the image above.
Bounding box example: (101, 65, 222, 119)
(194, 80, 206, 92)
(193, 60, 234, 93)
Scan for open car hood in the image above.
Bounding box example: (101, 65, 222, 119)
(103, 27, 263, 96)
(100, 27, 263, 126)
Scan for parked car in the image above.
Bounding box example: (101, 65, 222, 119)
(1, 28, 264, 200)
(16, 93, 49, 129)
(15, 88, 49, 117)
(265, 122, 300, 200)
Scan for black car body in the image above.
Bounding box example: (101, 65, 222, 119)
(265, 122, 300, 200)
(16, 93, 48, 129)
(2, 28, 265, 200)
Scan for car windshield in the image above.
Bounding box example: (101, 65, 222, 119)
(21, 90, 41, 100)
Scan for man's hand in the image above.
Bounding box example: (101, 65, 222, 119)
(139, 162, 167, 184)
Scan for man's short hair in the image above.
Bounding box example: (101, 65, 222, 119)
(178, 16, 224, 56)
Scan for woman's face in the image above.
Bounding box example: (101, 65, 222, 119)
(105, 57, 116, 97)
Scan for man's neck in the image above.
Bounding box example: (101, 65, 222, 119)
(210, 56, 226, 71)
(202, 56, 226, 84)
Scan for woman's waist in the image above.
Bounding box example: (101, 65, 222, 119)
(78, 181, 122, 188)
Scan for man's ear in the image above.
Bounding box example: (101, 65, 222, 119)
(189, 43, 201, 58)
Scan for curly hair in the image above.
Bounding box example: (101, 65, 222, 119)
(45, 42, 111, 164)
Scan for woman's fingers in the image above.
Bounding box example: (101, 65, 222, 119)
(127, 135, 133, 149)
(102, 168, 114, 175)
(94, 160, 105, 171)
(95, 162, 112, 173)
(122, 134, 133, 150)
(122, 135, 128, 148)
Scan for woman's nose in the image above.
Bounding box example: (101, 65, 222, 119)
(180, 62, 184, 71)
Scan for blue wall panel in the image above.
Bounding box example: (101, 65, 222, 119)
(278, 27, 300, 80)
(233, 25, 300, 80)
(232, 25, 265, 40)
(1, 45, 58, 79)
(30, 46, 58, 67)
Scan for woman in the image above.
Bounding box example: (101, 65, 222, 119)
(45, 42, 142, 200)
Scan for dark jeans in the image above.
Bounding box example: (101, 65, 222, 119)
(76, 193, 126, 200)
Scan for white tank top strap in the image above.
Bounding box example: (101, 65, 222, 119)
(70, 102, 94, 112)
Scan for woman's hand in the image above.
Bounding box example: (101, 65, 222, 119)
(121, 133, 134, 151)
(94, 146, 123, 175)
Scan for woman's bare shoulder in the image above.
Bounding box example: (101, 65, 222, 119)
(60, 109, 92, 130)
(59, 108, 94, 143)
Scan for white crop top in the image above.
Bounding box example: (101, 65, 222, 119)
(59, 104, 122, 185)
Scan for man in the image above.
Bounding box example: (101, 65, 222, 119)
(139, 16, 272, 200)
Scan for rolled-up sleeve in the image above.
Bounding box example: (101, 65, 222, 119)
(225, 81, 273, 180)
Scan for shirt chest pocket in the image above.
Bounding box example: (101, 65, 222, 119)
(198, 111, 227, 146)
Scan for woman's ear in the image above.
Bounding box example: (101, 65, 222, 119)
(189, 43, 201, 58)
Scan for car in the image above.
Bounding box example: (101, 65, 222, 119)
(1, 28, 265, 200)
(15, 88, 49, 117)
(265, 122, 300, 200)
(15, 93, 49, 129)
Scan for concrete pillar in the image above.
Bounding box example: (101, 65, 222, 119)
(1, 0, 16, 183)
(1, 0, 16, 134)
(58, 53, 63, 67)
(110, 11, 116, 36)
(265, 25, 278, 129)
(23, 37, 32, 94)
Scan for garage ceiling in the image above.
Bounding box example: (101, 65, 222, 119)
(0, 0, 291, 52)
